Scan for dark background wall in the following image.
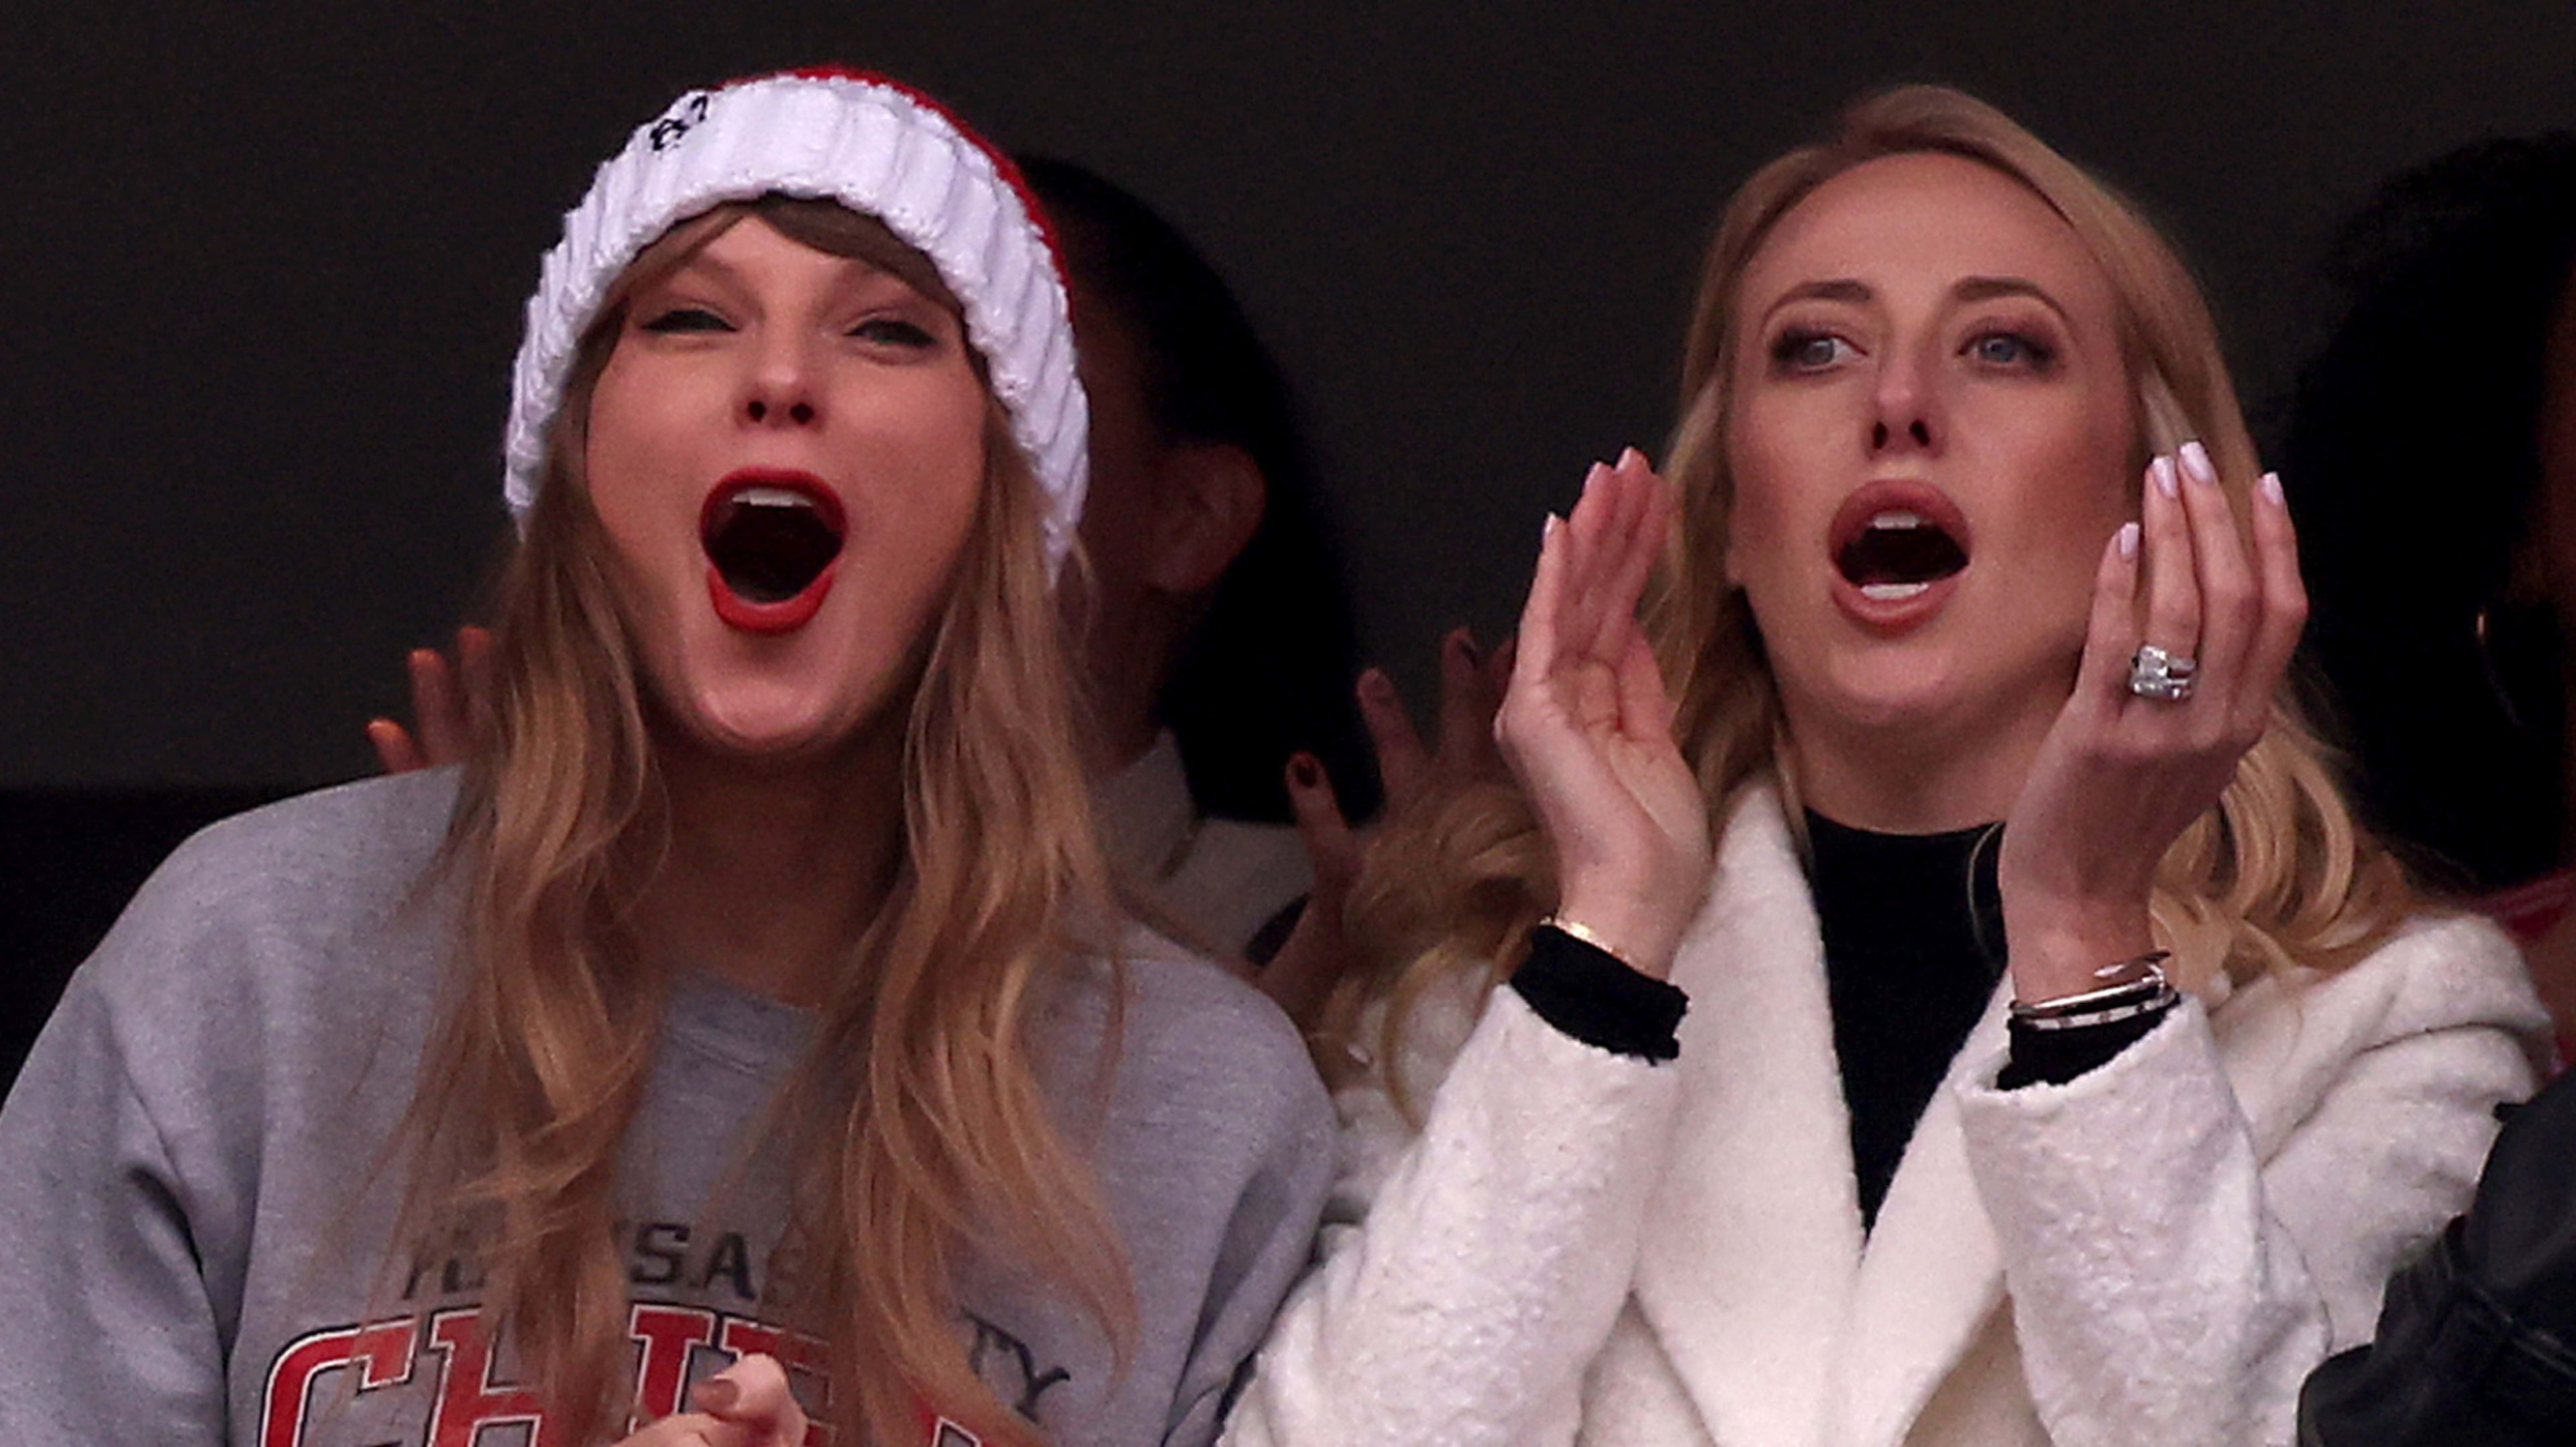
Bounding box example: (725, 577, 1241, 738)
(7, 1, 2576, 791)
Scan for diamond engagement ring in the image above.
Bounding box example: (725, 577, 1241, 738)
(2128, 643, 2198, 702)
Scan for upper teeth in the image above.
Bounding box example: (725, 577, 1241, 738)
(1868, 511, 1925, 530)
(736, 486, 812, 509)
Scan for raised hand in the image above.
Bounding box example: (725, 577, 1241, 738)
(1259, 626, 1513, 1030)
(1493, 448, 1710, 979)
(366, 625, 492, 773)
(1997, 442, 2306, 1002)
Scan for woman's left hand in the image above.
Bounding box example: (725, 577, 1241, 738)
(1997, 443, 2307, 1002)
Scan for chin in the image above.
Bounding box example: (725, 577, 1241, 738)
(1798, 644, 1985, 736)
(662, 677, 873, 764)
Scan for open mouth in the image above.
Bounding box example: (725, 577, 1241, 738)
(1833, 509, 1970, 600)
(701, 476, 846, 604)
(698, 472, 847, 634)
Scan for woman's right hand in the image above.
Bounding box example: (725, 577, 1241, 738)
(613, 1354, 808, 1446)
(1259, 625, 1514, 1030)
(1493, 449, 1710, 979)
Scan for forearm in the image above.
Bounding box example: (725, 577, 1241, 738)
(1224, 984, 1681, 1447)
(1961, 996, 2533, 1447)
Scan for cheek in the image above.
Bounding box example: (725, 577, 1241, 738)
(867, 394, 991, 602)
(580, 361, 683, 546)
(1977, 389, 2133, 536)
(1722, 394, 1789, 578)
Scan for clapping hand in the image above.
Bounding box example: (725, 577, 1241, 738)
(1998, 444, 2306, 1001)
(1493, 449, 1710, 979)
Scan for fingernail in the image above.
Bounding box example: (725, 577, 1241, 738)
(1289, 753, 1322, 789)
(1582, 462, 1608, 496)
(694, 1377, 740, 1413)
(1358, 667, 1395, 704)
(2151, 455, 2180, 498)
(2259, 471, 2285, 506)
(1618, 445, 1647, 470)
(2179, 439, 2216, 485)
(2118, 521, 2141, 559)
(1543, 511, 1562, 543)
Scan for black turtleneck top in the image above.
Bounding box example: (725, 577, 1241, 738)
(1503, 811, 2165, 1231)
(1805, 811, 2009, 1225)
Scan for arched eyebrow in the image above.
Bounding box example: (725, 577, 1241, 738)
(1758, 278, 1874, 325)
(1952, 275, 2070, 325)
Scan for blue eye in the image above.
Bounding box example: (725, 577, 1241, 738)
(639, 307, 731, 334)
(1967, 331, 2053, 368)
(1770, 329, 1851, 371)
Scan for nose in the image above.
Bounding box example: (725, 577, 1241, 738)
(1870, 417, 1933, 450)
(1868, 345, 1941, 456)
(741, 339, 821, 429)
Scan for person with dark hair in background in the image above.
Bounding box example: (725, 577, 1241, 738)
(2286, 134, 2576, 1447)
(1018, 156, 1378, 965)
(2282, 135, 2576, 1044)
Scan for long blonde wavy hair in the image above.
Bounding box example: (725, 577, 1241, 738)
(392, 197, 1126, 1446)
(1332, 86, 2415, 1105)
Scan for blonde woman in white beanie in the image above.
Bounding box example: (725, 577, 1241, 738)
(0, 70, 1330, 1447)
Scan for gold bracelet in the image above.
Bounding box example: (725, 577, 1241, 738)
(1538, 914, 1635, 971)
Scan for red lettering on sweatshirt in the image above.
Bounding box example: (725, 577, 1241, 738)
(627, 1303, 718, 1423)
(423, 1308, 572, 1447)
(260, 1320, 420, 1447)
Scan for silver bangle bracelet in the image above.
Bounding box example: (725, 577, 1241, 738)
(2009, 951, 2174, 1023)
(2012, 988, 2180, 1033)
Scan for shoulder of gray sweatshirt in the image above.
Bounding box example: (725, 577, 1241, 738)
(0, 768, 1334, 1447)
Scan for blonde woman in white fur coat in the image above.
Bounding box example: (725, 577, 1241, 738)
(1222, 87, 2551, 1447)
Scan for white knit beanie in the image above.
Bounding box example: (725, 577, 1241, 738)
(503, 68, 1088, 572)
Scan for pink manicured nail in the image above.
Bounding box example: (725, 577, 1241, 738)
(2259, 471, 2285, 506)
(1617, 445, 1647, 470)
(2117, 521, 2141, 560)
(1358, 667, 1396, 704)
(2151, 456, 2180, 498)
(2179, 439, 2216, 484)
(1544, 512, 1562, 543)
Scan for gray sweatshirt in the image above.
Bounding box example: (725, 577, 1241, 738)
(0, 769, 1333, 1446)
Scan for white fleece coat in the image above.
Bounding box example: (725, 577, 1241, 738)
(1222, 788, 2548, 1447)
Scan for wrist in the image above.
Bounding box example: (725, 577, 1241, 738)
(2003, 900, 2155, 1004)
(1554, 883, 1688, 980)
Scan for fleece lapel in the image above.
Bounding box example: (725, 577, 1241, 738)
(1824, 987, 2012, 1447)
(1633, 790, 1865, 1447)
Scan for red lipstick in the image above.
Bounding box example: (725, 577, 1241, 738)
(699, 470, 848, 635)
